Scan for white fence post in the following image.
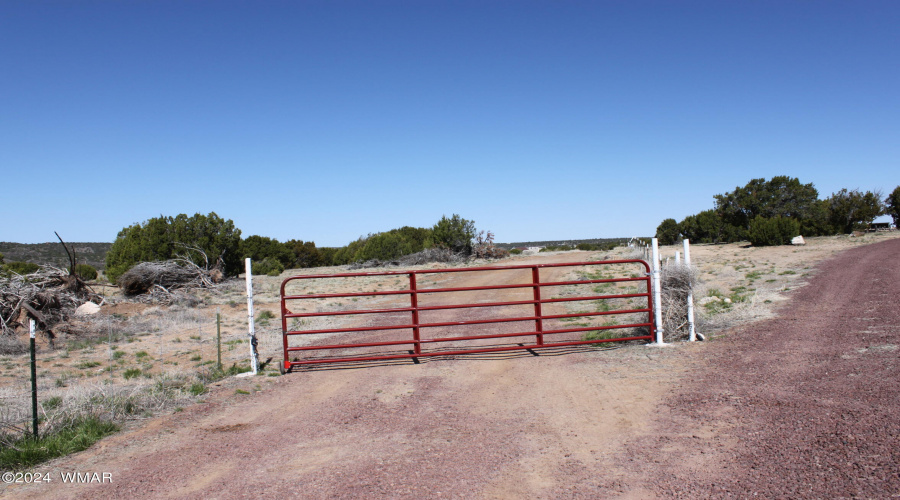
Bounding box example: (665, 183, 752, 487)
(245, 258, 260, 374)
(684, 239, 698, 342)
(651, 238, 664, 344)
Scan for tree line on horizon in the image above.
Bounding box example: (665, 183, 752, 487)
(103, 213, 483, 282)
(656, 177, 900, 247)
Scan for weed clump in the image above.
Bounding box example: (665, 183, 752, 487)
(0, 417, 119, 470)
(256, 310, 276, 321)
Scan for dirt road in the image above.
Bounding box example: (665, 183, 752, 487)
(6, 239, 899, 498)
(616, 236, 900, 498)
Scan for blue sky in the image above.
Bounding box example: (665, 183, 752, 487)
(2, 1, 897, 246)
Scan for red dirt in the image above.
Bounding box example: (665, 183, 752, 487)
(616, 236, 900, 498)
(5, 240, 899, 499)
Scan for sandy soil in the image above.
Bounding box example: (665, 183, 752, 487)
(2, 232, 899, 498)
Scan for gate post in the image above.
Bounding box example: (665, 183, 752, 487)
(651, 238, 665, 344)
(245, 258, 260, 374)
(684, 239, 698, 342)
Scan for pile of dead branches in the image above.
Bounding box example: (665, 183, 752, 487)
(472, 231, 510, 260)
(660, 263, 699, 342)
(117, 259, 221, 301)
(0, 265, 99, 349)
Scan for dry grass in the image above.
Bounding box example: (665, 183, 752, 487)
(0, 371, 200, 448)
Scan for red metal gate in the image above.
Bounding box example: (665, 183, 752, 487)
(279, 259, 653, 371)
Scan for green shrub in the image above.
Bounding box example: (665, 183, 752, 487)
(251, 257, 284, 277)
(123, 368, 142, 380)
(678, 210, 744, 244)
(240, 235, 293, 268)
(4, 261, 40, 275)
(430, 214, 475, 255)
(284, 239, 323, 268)
(75, 264, 98, 281)
(826, 188, 886, 233)
(332, 226, 434, 264)
(887, 186, 900, 228)
(747, 216, 800, 246)
(256, 310, 277, 321)
(105, 212, 242, 283)
(509, 248, 523, 255)
(716, 176, 820, 231)
(316, 247, 339, 267)
(655, 218, 681, 245)
(660, 176, 894, 244)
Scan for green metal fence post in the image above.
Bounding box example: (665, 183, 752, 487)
(30, 319, 38, 438)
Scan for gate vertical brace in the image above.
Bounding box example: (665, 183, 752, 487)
(531, 267, 544, 346)
(281, 294, 290, 372)
(409, 273, 422, 355)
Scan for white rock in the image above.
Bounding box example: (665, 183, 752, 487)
(791, 235, 806, 245)
(74, 302, 101, 316)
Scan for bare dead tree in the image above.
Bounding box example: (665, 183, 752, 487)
(54, 231, 76, 276)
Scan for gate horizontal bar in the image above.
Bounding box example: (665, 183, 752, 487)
(286, 323, 655, 353)
(284, 335, 655, 366)
(283, 276, 646, 300)
(284, 293, 650, 320)
(287, 307, 651, 336)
